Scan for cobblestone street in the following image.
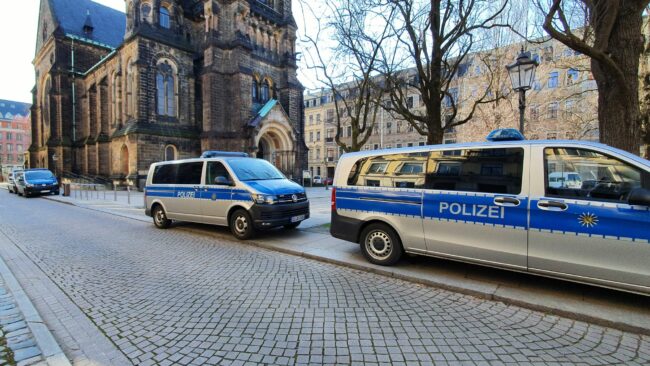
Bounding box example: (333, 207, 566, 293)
(0, 192, 649, 365)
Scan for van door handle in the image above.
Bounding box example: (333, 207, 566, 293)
(537, 200, 568, 211)
(494, 196, 520, 207)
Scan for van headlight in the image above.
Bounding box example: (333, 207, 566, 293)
(253, 194, 277, 204)
(26, 183, 34, 188)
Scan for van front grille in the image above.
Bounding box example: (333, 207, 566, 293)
(260, 206, 309, 220)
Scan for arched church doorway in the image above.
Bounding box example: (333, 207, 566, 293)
(120, 145, 129, 175)
(256, 127, 294, 176)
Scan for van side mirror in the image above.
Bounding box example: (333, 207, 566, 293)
(214, 176, 233, 186)
(628, 188, 650, 206)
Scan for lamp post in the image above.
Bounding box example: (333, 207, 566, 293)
(52, 153, 59, 180)
(506, 47, 538, 134)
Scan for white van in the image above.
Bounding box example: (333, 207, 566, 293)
(330, 130, 650, 295)
(145, 152, 309, 239)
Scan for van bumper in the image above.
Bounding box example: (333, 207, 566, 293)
(250, 201, 310, 229)
(330, 210, 363, 243)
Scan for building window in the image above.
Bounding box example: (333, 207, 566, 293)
(407, 96, 414, 109)
(530, 105, 539, 121)
(6, 132, 12, 140)
(564, 100, 575, 118)
(252, 79, 259, 101)
(165, 145, 177, 161)
(160, 6, 170, 29)
(548, 72, 559, 88)
(16, 145, 23, 153)
(309, 115, 313, 125)
(261, 80, 270, 102)
(7, 144, 12, 152)
(141, 3, 151, 23)
(309, 132, 313, 142)
(156, 62, 176, 116)
(316, 114, 321, 123)
(548, 102, 559, 119)
(347, 126, 352, 137)
(566, 68, 579, 85)
(316, 131, 321, 141)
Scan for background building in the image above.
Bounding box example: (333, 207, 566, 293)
(0, 100, 32, 181)
(32, 0, 306, 187)
(304, 37, 599, 179)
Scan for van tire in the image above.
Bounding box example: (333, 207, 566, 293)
(230, 209, 254, 240)
(360, 223, 403, 265)
(152, 205, 171, 229)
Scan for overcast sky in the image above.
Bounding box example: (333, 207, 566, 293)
(0, 0, 315, 105)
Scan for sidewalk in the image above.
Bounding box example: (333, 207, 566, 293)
(41, 186, 650, 336)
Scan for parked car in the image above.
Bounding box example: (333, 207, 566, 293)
(324, 177, 333, 186)
(330, 128, 650, 295)
(313, 175, 322, 184)
(145, 151, 309, 239)
(15, 169, 59, 197)
(7, 169, 23, 194)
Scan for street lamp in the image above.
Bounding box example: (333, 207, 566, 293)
(506, 47, 538, 134)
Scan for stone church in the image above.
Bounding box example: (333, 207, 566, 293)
(31, 0, 306, 186)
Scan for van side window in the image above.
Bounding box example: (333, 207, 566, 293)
(425, 148, 524, 194)
(152, 164, 177, 184)
(206, 162, 231, 185)
(176, 162, 203, 185)
(544, 147, 644, 202)
(347, 152, 427, 188)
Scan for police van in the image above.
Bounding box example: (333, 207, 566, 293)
(330, 129, 650, 295)
(145, 152, 309, 239)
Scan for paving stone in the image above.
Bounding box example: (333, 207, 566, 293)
(0, 197, 649, 365)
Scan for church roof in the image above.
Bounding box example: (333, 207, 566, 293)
(248, 99, 279, 127)
(0, 100, 31, 121)
(50, 0, 125, 48)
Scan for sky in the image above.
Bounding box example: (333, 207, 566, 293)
(0, 0, 316, 105)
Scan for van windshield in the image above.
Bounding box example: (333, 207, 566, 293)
(25, 170, 54, 180)
(228, 159, 285, 181)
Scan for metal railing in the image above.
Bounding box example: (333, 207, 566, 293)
(67, 183, 136, 205)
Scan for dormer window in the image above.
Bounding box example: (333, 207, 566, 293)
(160, 7, 170, 29)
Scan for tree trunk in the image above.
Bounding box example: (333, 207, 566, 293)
(591, 2, 643, 154)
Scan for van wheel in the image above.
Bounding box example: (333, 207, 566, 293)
(152, 205, 171, 229)
(230, 209, 254, 240)
(360, 223, 403, 266)
(284, 222, 300, 230)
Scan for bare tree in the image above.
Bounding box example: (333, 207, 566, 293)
(371, 0, 513, 145)
(298, 0, 395, 152)
(537, 0, 650, 154)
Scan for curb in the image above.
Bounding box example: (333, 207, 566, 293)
(42, 195, 650, 337)
(0, 253, 71, 366)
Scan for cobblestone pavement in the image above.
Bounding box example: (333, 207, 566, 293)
(1, 194, 649, 365)
(0, 278, 43, 366)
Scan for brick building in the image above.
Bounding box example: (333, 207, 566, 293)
(32, 0, 306, 187)
(0, 100, 32, 179)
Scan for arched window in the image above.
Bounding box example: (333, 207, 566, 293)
(165, 145, 177, 161)
(141, 3, 151, 23)
(111, 72, 121, 123)
(125, 60, 135, 117)
(261, 79, 270, 102)
(252, 78, 259, 102)
(120, 145, 129, 174)
(156, 62, 176, 116)
(42, 78, 51, 128)
(159, 6, 170, 29)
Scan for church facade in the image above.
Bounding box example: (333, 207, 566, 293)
(31, 0, 306, 186)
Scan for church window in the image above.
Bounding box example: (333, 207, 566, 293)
(160, 6, 170, 29)
(111, 73, 121, 123)
(141, 3, 151, 23)
(261, 80, 270, 102)
(252, 79, 259, 102)
(165, 145, 177, 161)
(42, 78, 51, 129)
(156, 62, 176, 117)
(126, 61, 136, 117)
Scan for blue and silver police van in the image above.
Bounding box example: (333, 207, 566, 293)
(330, 129, 650, 295)
(144, 151, 309, 239)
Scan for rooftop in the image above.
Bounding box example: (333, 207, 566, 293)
(0, 99, 31, 121)
(50, 0, 126, 49)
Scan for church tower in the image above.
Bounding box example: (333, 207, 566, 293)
(200, 0, 306, 179)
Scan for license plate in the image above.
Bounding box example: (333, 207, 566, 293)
(41, 190, 50, 193)
(291, 214, 305, 223)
